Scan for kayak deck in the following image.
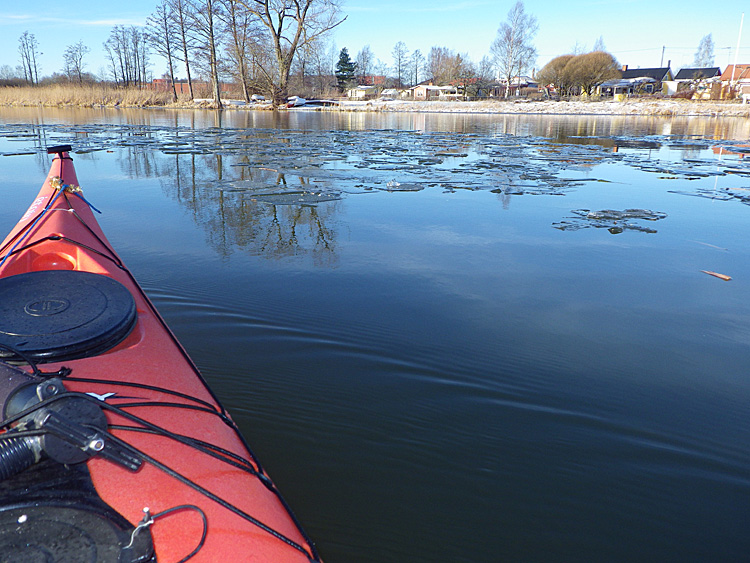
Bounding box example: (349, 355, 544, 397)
(0, 148, 320, 562)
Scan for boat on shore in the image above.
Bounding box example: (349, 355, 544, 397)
(286, 96, 340, 108)
(286, 96, 307, 108)
(0, 146, 321, 562)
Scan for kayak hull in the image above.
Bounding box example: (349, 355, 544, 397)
(0, 149, 319, 562)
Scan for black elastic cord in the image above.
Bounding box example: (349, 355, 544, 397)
(0, 345, 42, 377)
(152, 505, 207, 563)
(0, 391, 318, 560)
(65, 376, 223, 418)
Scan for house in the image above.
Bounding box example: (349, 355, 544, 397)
(409, 83, 457, 100)
(358, 75, 386, 86)
(150, 78, 194, 96)
(379, 88, 401, 100)
(347, 85, 377, 100)
(481, 76, 539, 98)
(667, 67, 721, 99)
(720, 64, 750, 99)
(618, 66, 673, 95)
(674, 67, 721, 82)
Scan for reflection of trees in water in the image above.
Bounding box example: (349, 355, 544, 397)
(254, 202, 338, 267)
(159, 151, 339, 266)
(115, 146, 164, 179)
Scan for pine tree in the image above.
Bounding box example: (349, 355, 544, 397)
(335, 48, 357, 91)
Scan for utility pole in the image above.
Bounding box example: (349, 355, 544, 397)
(660, 46, 665, 67)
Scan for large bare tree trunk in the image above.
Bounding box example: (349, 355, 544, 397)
(239, 0, 346, 106)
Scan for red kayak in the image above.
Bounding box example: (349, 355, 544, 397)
(0, 146, 321, 562)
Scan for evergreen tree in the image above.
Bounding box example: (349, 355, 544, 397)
(335, 47, 356, 90)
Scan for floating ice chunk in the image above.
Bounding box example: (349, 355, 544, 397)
(554, 208, 667, 234)
(574, 209, 667, 221)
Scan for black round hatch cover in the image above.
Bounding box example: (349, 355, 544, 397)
(0, 505, 152, 563)
(0, 460, 154, 563)
(0, 270, 137, 363)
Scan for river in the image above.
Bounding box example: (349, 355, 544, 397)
(1, 107, 750, 562)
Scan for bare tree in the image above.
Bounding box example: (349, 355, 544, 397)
(453, 54, 477, 98)
(392, 41, 408, 87)
(292, 36, 332, 96)
(219, 0, 262, 102)
(236, 0, 346, 105)
(563, 51, 620, 96)
(190, 0, 224, 108)
(63, 41, 90, 83)
(129, 27, 149, 86)
(147, 0, 180, 101)
(490, 0, 538, 97)
(104, 26, 150, 87)
(536, 54, 575, 96)
(427, 46, 469, 85)
(356, 45, 373, 83)
(0, 65, 20, 81)
(310, 38, 334, 96)
(105, 27, 134, 85)
(292, 37, 313, 93)
(475, 55, 495, 96)
(593, 36, 606, 52)
(169, 0, 197, 99)
(410, 49, 424, 87)
(693, 33, 715, 67)
(18, 31, 40, 85)
(373, 59, 389, 84)
(427, 46, 448, 83)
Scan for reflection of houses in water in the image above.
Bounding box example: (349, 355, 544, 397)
(712, 145, 749, 158)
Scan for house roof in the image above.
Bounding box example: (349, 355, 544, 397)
(409, 84, 456, 91)
(721, 64, 750, 81)
(674, 67, 721, 80)
(621, 67, 672, 81)
(600, 77, 656, 88)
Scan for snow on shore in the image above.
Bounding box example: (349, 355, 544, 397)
(330, 98, 750, 118)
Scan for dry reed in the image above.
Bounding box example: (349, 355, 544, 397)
(0, 84, 178, 108)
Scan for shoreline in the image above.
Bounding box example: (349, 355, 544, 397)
(192, 97, 750, 117)
(311, 98, 750, 117)
(1, 94, 749, 118)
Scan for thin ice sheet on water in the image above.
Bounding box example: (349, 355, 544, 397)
(1, 123, 749, 203)
(553, 208, 668, 234)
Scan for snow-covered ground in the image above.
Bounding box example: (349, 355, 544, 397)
(333, 98, 750, 117)
(194, 97, 750, 117)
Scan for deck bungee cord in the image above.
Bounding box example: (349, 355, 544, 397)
(0, 365, 318, 561)
(126, 505, 208, 563)
(0, 146, 322, 562)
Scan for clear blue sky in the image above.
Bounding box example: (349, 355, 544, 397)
(1, 0, 747, 80)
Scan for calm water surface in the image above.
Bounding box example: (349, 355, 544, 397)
(1, 107, 750, 562)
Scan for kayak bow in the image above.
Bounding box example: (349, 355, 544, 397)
(0, 146, 320, 562)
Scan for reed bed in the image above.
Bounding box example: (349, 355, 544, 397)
(0, 84, 177, 108)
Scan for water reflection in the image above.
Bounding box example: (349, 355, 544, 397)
(160, 151, 341, 265)
(4, 109, 750, 562)
(1, 110, 749, 263)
